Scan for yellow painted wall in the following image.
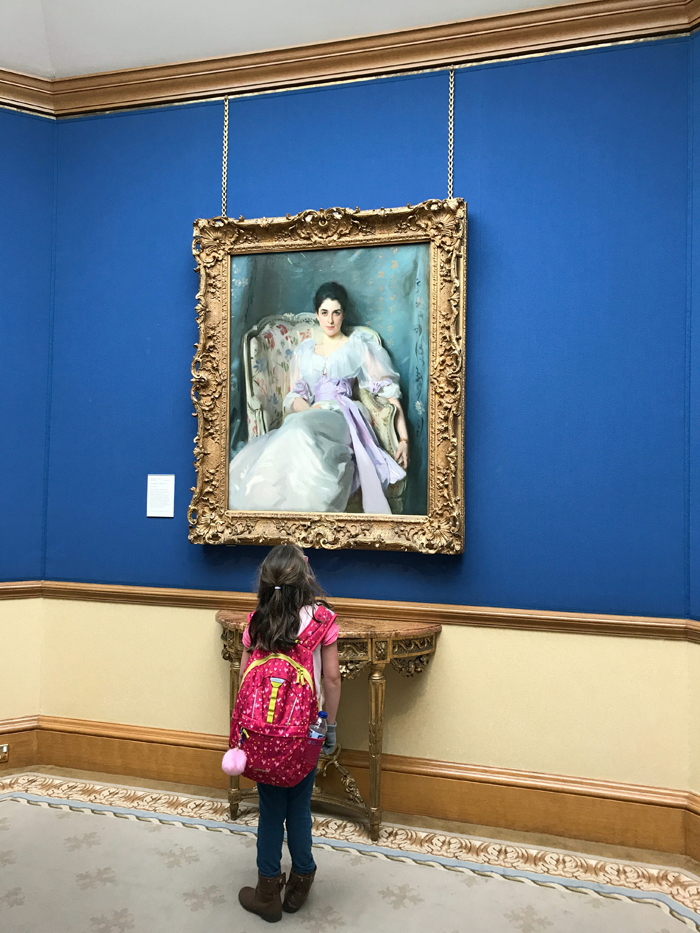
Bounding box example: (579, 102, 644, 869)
(340, 625, 693, 791)
(690, 642, 700, 795)
(0, 599, 43, 720)
(1, 597, 698, 793)
(40, 599, 230, 736)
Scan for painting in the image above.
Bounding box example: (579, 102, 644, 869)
(189, 199, 466, 553)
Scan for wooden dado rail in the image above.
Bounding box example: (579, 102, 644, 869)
(2, 714, 699, 862)
(3, 579, 700, 644)
(2, 0, 700, 116)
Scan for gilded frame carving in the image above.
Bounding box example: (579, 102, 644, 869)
(189, 198, 466, 554)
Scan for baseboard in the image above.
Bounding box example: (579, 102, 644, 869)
(0, 717, 228, 790)
(35, 716, 228, 751)
(688, 808, 700, 862)
(338, 751, 698, 860)
(3, 580, 700, 644)
(1, 714, 698, 860)
(0, 720, 38, 771)
(0, 716, 40, 733)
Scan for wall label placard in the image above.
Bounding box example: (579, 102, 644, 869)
(147, 474, 175, 518)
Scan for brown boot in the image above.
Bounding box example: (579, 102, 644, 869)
(282, 869, 316, 913)
(238, 872, 285, 922)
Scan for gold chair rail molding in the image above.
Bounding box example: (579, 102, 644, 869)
(3, 579, 700, 644)
(1, 0, 699, 116)
(2, 714, 699, 860)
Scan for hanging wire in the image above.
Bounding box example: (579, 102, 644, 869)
(220, 74, 453, 211)
(222, 96, 229, 217)
(447, 68, 455, 199)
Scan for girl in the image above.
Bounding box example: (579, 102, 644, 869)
(238, 543, 341, 922)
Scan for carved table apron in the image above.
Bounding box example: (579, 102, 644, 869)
(216, 611, 441, 841)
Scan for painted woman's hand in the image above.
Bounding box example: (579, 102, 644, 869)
(394, 439, 409, 470)
(291, 397, 311, 413)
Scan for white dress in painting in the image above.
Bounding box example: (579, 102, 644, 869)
(228, 329, 406, 514)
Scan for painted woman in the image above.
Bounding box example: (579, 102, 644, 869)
(228, 281, 408, 513)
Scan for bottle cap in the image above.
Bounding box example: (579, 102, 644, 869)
(319, 711, 328, 719)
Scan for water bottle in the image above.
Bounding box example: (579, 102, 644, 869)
(309, 711, 328, 739)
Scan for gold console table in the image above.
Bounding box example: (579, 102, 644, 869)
(217, 610, 441, 841)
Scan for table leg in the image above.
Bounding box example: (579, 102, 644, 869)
(368, 661, 386, 841)
(228, 653, 242, 820)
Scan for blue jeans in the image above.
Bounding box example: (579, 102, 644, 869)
(256, 767, 317, 878)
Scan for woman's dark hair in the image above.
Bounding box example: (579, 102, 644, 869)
(314, 281, 348, 315)
(248, 543, 330, 653)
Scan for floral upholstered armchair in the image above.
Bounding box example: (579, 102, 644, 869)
(243, 313, 316, 439)
(242, 313, 406, 513)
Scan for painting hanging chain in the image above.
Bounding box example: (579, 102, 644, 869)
(221, 75, 454, 209)
(448, 68, 455, 199)
(222, 96, 229, 217)
(195, 75, 467, 553)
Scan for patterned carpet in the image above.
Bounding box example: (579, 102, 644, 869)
(1, 773, 699, 932)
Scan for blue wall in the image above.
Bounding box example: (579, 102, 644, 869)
(5, 35, 699, 616)
(690, 31, 700, 620)
(456, 40, 690, 616)
(0, 109, 55, 580)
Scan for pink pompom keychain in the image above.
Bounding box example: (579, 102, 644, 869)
(222, 747, 247, 776)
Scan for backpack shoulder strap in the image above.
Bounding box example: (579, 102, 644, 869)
(297, 605, 337, 653)
(313, 605, 335, 624)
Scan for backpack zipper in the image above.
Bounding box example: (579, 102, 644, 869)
(285, 697, 298, 726)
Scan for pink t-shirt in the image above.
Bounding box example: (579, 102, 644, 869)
(243, 604, 339, 698)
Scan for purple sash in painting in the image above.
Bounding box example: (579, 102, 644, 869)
(306, 376, 405, 514)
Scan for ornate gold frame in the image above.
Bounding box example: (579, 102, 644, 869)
(189, 198, 466, 553)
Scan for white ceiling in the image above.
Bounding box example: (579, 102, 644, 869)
(0, 0, 553, 79)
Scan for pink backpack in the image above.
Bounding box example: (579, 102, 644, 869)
(229, 605, 336, 787)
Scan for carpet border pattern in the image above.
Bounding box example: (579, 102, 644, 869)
(2, 771, 700, 924)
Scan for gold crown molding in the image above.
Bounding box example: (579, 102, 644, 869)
(2, 715, 698, 815)
(2, 579, 700, 644)
(0, 67, 53, 115)
(1, 0, 699, 117)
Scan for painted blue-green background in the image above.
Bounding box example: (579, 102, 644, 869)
(229, 243, 430, 515)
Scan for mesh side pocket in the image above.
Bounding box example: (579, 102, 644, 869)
(303, 736, 324, 768)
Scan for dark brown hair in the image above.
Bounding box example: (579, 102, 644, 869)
(248, 543, 330, 653)
(313, 281, 348, 314)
